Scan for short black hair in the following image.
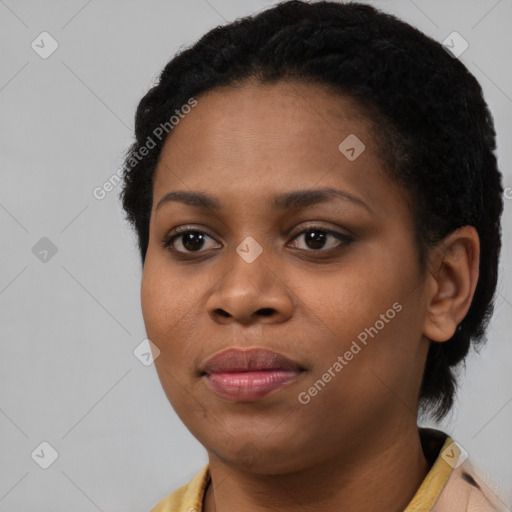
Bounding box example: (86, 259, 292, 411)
(119, 0, 503, 421)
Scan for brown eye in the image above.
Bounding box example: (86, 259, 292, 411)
(289, 227, 353, 251)
(163, 230, 221, 253)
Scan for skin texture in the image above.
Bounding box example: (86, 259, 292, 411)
(141, 81, 480, 512)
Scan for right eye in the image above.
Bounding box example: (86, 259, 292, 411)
(162, 228, 222, 256)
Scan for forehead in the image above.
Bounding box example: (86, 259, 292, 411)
(152, 80, 401, 216)
(156, 80, 371, 163)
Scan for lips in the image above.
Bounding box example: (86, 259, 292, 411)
(200, 347, 304, 375)
(200, 347, 305, 401)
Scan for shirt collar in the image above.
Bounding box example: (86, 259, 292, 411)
(155, 428, 456, 512)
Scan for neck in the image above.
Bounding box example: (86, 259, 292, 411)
(203, 422, 430, 512)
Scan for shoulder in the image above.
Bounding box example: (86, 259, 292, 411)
(432, 444, 509, 512)
(151, 464, 210, 512)
(413, 428, 510, 512)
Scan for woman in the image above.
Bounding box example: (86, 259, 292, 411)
(120, 1, 508, 510)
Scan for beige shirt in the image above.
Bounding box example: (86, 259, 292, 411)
(151, 428, 510, 512)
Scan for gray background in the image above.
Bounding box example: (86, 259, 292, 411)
(0, 0, 511, 510)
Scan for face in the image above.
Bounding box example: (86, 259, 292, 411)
(141, 80, 431, 474)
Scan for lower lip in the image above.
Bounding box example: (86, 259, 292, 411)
(204, 370, 302, 401)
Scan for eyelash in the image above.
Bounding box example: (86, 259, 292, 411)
(161, 224, 353, 260)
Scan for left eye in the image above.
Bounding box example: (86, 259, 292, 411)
(289, 227, 352, 251)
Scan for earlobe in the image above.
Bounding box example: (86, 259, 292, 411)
(423, 226, 480, 343)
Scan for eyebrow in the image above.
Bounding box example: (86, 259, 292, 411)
(155, 187, 373, 214)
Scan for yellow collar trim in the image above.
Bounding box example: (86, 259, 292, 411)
(153, 435, 458, 512)
(404, 435, 458, 511)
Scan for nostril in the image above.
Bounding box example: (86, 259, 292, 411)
(215, 309, 231, 317)
(257, 308, 274, 316)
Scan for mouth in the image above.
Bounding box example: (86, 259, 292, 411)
(200, 347, 306, 401)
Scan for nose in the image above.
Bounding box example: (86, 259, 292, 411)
(206, 249, 294, 326)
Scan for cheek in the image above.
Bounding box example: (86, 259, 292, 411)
(141, 267, 187, 370)
(304, 259, 421, 387)
(141, 267, 199, 407)
(309, 262, 400, 336)
(141, 256, 194, 335)
(140, 267, 167, 339)
(140, 260, 209, 369)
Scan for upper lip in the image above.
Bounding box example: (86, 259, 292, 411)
(200, 347, 304, 375)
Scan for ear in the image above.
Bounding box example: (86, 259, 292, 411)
(423, 225, 480, 343)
